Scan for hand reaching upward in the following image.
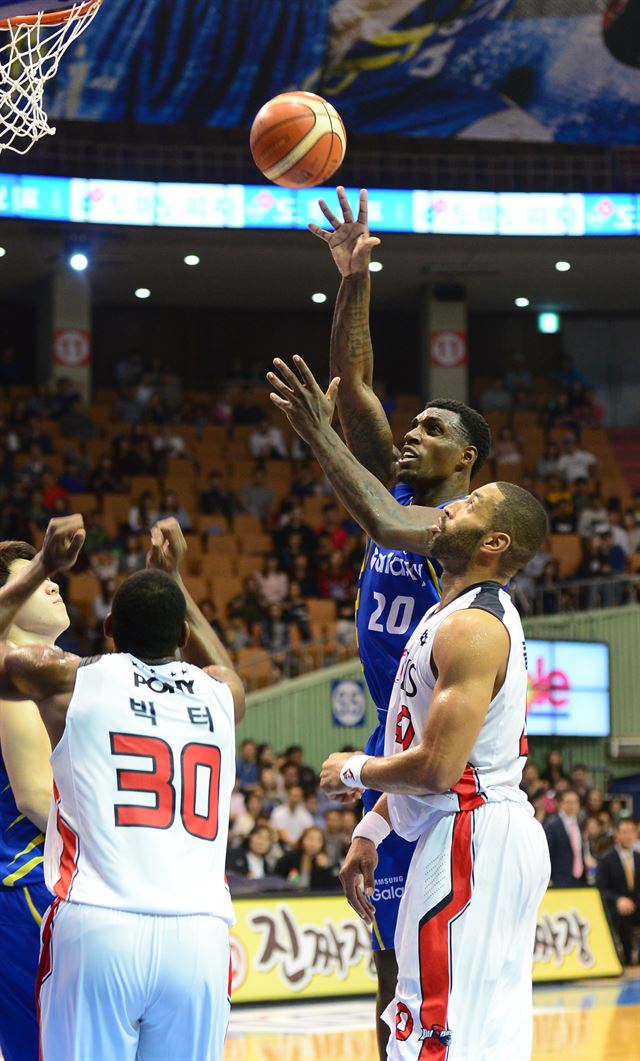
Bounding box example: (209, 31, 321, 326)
(40, 515, 86, 574)
(146, 518, 188, 576)
(308, 187, 381, 278)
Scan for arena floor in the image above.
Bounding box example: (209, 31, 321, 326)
(224, 973, 640, 1061)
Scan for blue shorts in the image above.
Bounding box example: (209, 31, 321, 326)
(363, 721, 416, 952)
(0, 881, 52, 1061)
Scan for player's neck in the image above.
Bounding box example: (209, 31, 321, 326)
(8, 625, 57, 648)
(411, 471, 470, 508)
(438, 568, 501, 609)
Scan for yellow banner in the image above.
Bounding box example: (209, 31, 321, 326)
(230, 888, 621, 1003)
(533, 887, 622, 981)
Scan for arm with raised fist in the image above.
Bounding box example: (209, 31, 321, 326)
(309, 187, 397, 485)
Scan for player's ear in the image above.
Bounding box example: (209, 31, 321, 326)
(460, 445, 477, 469)
(103, 612, 113, 640)
(482, 531, 510, 559)
(178, 620, 190, 649)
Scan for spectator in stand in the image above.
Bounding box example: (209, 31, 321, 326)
(555, 354, 587, 391)
(535, 560, 562, 614)
(557, 434, 599, 483)
(232, 388, 264, 426)
(255, 555, 288, 606)
(571, 478, 592, 521)
(270, 785, 314, 848)
(335, 585, 357, 653)
(597, 819, 640, 965)
(549, 499, 577, 535)
(282, 745, 318, 795)
(585, 788, 605, 816)
(536, 442, 561, 481)
(228, 575, 266, 627)
(92, 576, 117, 643)
(258, 766, 284, 811)
(275, 827, 339, 891)
(60, 398, 97, 440)
(607, 509, 631, 559)
(545, 789, 587, 887)
(41, 470, 70, 512)
(229, 791, 265, 842)
(571, 764, 591, 802)
(210, 386, 235, 427)
(241, 467, 275, 523)
(291, 461, 320, 499)
(547, 392, 577, 432)
(575, 386, 606, 428)
(113, 387, 143, 425)
(127, 491, 158, 535)
(90, 548, 119, 582)
(57, 459, 88, 494)
(504, 351, 533, 395)
(318, 550, 354, 601)
(199, 470, 238, 525)
(226, 825, 278, 880)
(49, 377, 80, 419)
(226, 615, 254, 652)
(278, 532, 307, 580)
(248, 415, 288, 460)
(491, 426, 523, 466)
(26, 383, 52, 419)
(584, 816, 612, 862)
(316, 502, 349, 552)
(114, 350, 144, 387)
(284, 581, 312, 642)
(27, 490, 50, 537)
(236, 739, 259, 792)
(84, 511, 112, 557)
(291, 553, 318, 597)
(273, 502, 318, 561)
(578, 492, 609, 538)
(118, 534, 146, 575)
(521, 761, 543, 799)
(88, 454, 126, 494)
(600, 529, 627, 576)
(19, 443, 51, 487)
(157, 490, 194, 532)
(259, 603, 290, 675)
(544, 750, 569, 788)
(544, 474, 574, 513)
(197, 598, 226, 642)
(479, 377, 512, 412)
(324, 808, 348, 867)
(624, 510, 640, 554)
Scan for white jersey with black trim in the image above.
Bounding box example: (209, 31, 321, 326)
(45, 653, 236, 920)
(383, 581, 531, 843)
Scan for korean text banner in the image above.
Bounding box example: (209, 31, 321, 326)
(43, 1, 640, 144)
(229, 888, 621, 1004)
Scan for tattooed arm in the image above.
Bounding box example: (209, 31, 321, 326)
(309, 187, 397, 484)
(268, 356, 441, 554)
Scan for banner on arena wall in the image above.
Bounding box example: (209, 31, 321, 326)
(532, 887, 622, 981)
(44, 0, 640, 144)
(331, 679, 367, 727)
(230, 888, 621, 1003)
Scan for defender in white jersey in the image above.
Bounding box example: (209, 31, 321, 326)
(319, 482, 551, 1061)
(5, 519, 245, 1061)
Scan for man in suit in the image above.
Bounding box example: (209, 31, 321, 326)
(545, 788, 586, 886)
(597, 818, 640, 965)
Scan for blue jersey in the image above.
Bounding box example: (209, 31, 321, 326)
(356, 483, 445, 720)
(0, 751, 45, 889)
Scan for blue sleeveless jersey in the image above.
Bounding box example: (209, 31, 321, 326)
(356, 484, 447, 720)
(0, 751, 45, 889)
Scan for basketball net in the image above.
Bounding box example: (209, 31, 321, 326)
(0, 1, 101, 155)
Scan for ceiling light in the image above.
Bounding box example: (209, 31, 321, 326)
(184, 254, 200, 266)
(0, 247, 6, 258)
(311, 292, 327, 304)
(514, 297, 530, 308)
(69, 252, 89, 272)
(555, 261, 571, 272)
(369, 261, 383, 272)
(135, 287, 151, 300)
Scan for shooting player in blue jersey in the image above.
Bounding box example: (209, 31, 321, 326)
(0, 517, 85, 1061)
(300, 187, 492, 1057)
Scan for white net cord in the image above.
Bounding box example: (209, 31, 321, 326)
(0, 2, 100, 154)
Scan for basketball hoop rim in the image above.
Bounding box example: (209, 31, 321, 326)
(0, 0, 101, 30)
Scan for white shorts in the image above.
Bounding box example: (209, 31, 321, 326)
(383, 801, 550, 1061)
(37, 900, 231, 1061)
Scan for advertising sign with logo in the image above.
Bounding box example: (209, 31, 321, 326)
(526, 639, 610, 737)
(53, 328, 91, 368)
(331, 679, 366, 728)
(230, 888, 620, 1003)
(430, 331, 467, 368)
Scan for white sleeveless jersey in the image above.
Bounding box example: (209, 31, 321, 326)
(45, 653, 236, 920)
(384, 581, 531, 842)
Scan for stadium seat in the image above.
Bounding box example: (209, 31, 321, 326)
(548, 534, 583, 579)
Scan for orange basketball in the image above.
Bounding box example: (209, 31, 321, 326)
(250, 91, 346, 189)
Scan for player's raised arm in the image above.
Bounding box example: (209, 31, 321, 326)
(268, 355, 443, 553)
(4, 645, 80, 750)
(146, 519, 245, 723)
(320, 609, 508, 797)
(309, 187, 397, 484)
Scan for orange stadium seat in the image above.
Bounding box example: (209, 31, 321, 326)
(548, 534, 583, 579)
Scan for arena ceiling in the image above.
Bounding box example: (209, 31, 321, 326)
(0, 222, 638, 315)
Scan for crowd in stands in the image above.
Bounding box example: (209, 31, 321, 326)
(520, 749, 640, 966)
(1, 346, 639, 683)
(479, 353, 640, 615)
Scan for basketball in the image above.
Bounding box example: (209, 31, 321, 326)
(250, 91, 346, 189)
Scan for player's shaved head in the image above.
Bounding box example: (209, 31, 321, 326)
(110, 569, 186, 661)
(492, 482, 548, 577)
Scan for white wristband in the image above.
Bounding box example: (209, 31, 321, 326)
(339, 753, 371, 789)
(352, 811, 391, 848)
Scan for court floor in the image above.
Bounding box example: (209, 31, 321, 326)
(224, 973, 640, 1061)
